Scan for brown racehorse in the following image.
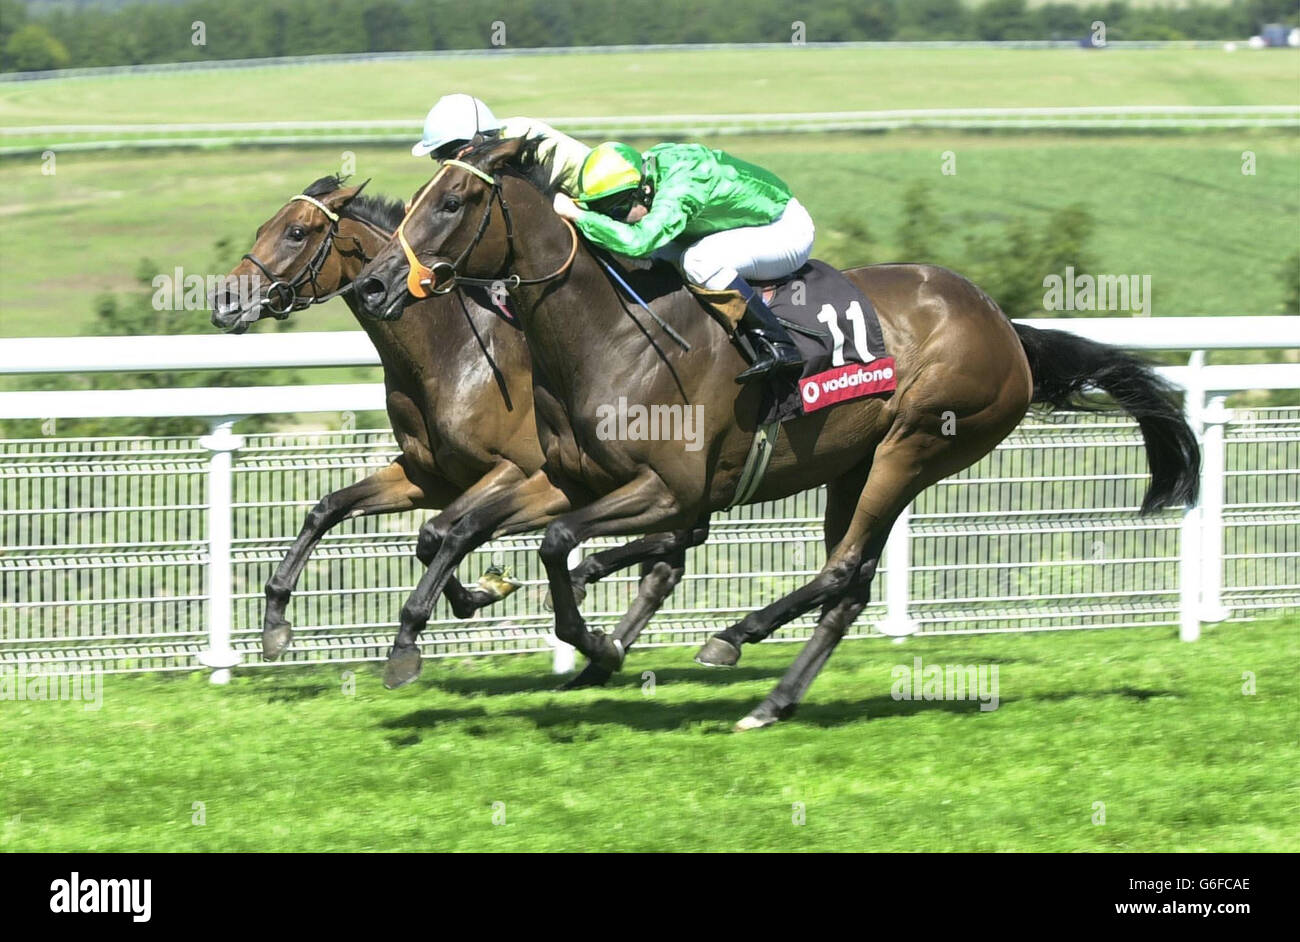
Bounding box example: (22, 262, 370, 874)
(210, 175, 708, 686)
(355, 137, 1200, 729)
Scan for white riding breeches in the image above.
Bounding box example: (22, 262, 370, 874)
(656, 197, 816, 291)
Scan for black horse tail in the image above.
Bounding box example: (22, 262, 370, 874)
(1012, 323, 1200, 514)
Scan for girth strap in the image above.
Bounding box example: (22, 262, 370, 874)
(727, 419, 780, 510)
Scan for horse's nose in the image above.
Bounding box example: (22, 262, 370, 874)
(358, 275, 389, 314)
(209, 284, 238, 327)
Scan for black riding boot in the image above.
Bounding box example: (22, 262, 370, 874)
(729, 277, 804, 384)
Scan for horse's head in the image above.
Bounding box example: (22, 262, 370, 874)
(210, 177, 370, 333)
(357, 136, 534, 322)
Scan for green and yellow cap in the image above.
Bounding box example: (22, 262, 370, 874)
(576, 142, 644, 205)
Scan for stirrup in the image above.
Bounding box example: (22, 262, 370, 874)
(735, 336, 803, 384)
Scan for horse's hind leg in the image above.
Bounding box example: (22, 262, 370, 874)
(262, 459, 431, 659)
(718, 383, 1029, 725)
(736, 555, 878, 730)
(694, 461, 871, 667)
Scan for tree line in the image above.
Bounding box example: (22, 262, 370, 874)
(2, 0, 1298, 72)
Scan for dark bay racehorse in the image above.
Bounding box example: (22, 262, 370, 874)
(210, 176, 705, 685)
(354, 137, 1200, 729)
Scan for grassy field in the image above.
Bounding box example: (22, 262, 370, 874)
(1, 132, 1297, 338)
(3, 47, 1298, 127)
(1, 45, 1297, 339)
(1, 618, 1295, 852)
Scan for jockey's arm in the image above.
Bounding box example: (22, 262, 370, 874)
(573, 191, 696, 257)
(499, 117, 591, 196)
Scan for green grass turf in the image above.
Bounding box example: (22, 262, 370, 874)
(3, 47, 1297, 127)
(1, 618, 1295, 851)
(1, 131, 1297, 340)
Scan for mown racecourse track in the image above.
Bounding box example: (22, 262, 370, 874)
(2, 622, 1297, 852)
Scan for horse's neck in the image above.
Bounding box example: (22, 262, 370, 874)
(333, 219, 438, 379)
(498, 191, 607, 370)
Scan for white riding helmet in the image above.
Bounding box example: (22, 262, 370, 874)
(411, 94, 502, 157)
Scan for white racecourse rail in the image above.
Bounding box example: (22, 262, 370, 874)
(5, 107, 1297, 156)
(0, 317, 1296, 681)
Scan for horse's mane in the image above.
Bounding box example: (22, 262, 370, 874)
(458, 135, 557, 197)
(300, 174, 407, 231)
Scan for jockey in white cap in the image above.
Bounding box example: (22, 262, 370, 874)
(411, 93, 591, 196)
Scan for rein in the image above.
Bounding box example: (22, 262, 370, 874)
(243, 194, 387, 316)
(397, 159, 578, 299)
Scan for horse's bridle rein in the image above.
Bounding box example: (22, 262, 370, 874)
(241, 194, 386, 317)
(397, 158, 578, 299)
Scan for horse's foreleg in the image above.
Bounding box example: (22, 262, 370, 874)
(384, 469, 569, 688)
(564, 517, 709, 608)
(538, 470, 684, 673)
(560, 542, 693, 689)
(412, 462, 533, 619)
(263, 460, 427, 659)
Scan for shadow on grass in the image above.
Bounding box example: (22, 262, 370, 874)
(379, 684, 1179, 736)
(432, 664, 787, 697)
(259, 684, 331, 703)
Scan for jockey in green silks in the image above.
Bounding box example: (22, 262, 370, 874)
(553, 141, 813, 383)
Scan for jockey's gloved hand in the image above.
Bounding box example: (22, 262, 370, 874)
(553, 193, 582, 220)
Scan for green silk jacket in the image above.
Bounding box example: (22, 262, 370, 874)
(574, 143, 793, 256)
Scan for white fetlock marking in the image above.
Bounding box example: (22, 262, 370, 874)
(734, 714, 770, 731)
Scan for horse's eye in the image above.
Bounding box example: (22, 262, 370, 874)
(287, 226, 306, 241)
(441, 196, 462, 213)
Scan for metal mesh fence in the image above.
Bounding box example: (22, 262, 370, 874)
(2, 408, 1295, 673)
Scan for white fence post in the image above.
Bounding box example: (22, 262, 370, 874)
(551, 547, 580, 674)
(197, 417, 244, 683)
(1199, 395, 1231, 624)
(1179, 353, 1206, 642)
(878, 501, 919, 638)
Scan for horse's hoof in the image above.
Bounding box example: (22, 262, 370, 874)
(587, 635, 624, 673)
(261, 621, 293, 660)
(735, 699, 794, 731)
(694, 636, 741, 668)
(557, 663, 613, 690)
(384, 645, 423, 689)
(476, 566, 521, 601)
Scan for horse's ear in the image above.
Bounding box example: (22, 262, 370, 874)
(479, 136, 528, 172)
(323, 178, 370, 211)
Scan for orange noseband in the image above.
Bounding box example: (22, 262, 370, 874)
(396, 159, 496, 298)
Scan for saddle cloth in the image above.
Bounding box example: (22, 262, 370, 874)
(756, 259, 896, 424)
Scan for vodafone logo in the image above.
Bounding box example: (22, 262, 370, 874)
(821, 365, 894, 391)
(799, 358, 898, 414)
